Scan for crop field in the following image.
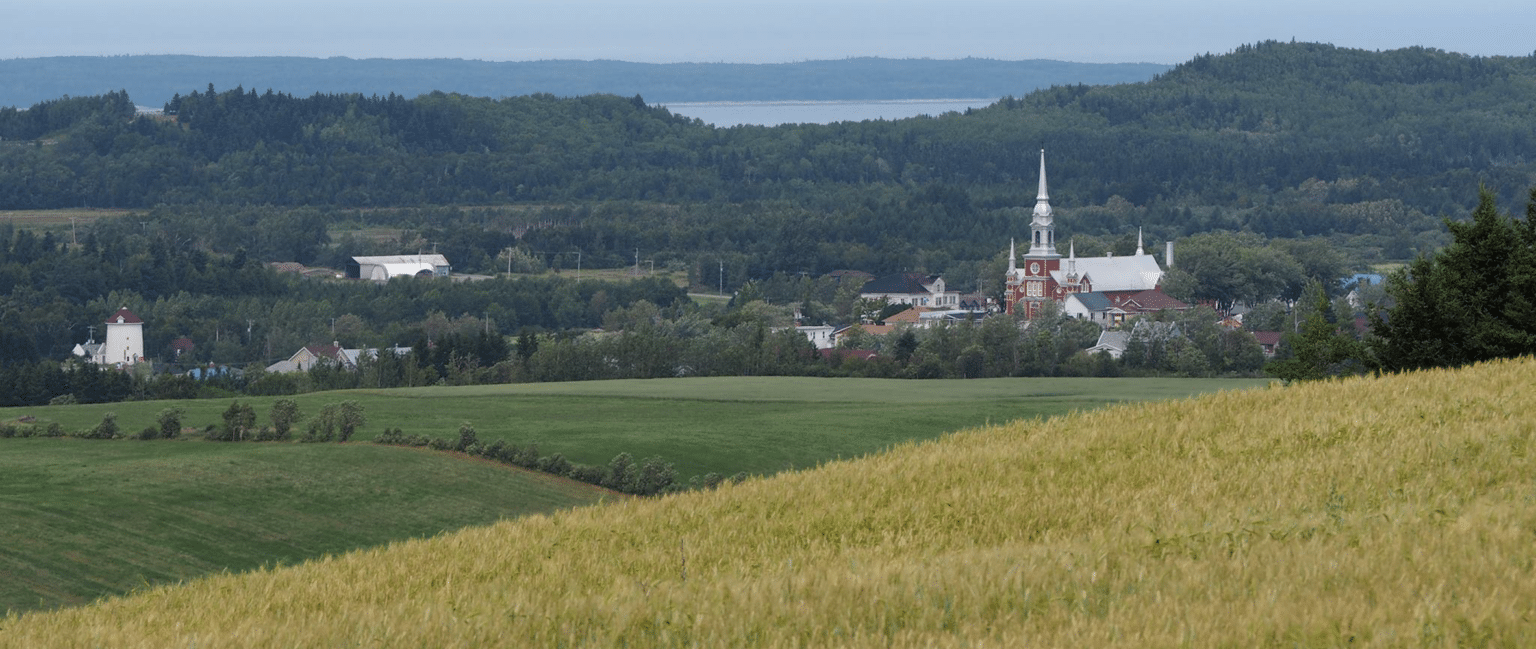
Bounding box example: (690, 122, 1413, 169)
(2, 359, 1531, 647)
(0, 440, 611, 614)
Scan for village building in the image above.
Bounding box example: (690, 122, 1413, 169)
(1004, 150, 1172, 319)
(72, 307, 145, 366)
(265, 343, 414, 374)
(859, 273, 961, 308)
(346, 254, 452, 281)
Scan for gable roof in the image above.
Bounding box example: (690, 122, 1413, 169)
(860, 273, 941, 295)
(106, 307, 143, 325)
(1123, 289, 1190, 312)
(1090, 330, 1130, 352)
(1066, 291, 1115, 312)
(1068, 254, 1163, 293)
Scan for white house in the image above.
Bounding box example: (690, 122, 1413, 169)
(859, 273, 961, 308)
(347, 255, 452, 281)
(265, 343, 414, 374)
(796, 325, 836, 350)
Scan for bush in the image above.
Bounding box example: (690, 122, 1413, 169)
(455, 422, 478, 452)
(336, 400, 365, 442)
(156, 407, 184, 440)
(220, 401, 256, 441)
(305, 403, 338, 442)
(269, 399, 301, 440)
(76, 413, 121, 440)
(567, 464, 606, 485)
(538, 453, 573, 477)
(133, 426, 160, 440)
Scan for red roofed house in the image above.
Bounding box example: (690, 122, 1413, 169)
(1252, 331, 1283, 358)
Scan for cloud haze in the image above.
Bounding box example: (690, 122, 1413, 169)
(7, 0, 1532, 63)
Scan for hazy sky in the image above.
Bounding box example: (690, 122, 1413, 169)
(7, 0, 1532, 64)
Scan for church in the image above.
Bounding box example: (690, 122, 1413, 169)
(1005, 151, 1166, 318)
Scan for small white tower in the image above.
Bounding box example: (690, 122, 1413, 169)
(99, 307, 145, 366)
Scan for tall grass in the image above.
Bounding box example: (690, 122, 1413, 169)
(6, 359, 1532, 647)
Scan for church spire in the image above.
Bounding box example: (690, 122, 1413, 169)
(1025, 149, 1059, 258)
(1032, 149, 1051, 219)
(1136, 227, 1145, 256)
(1008, 238, 1016, 272)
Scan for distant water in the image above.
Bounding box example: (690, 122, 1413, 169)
(663, 98, 999, 127)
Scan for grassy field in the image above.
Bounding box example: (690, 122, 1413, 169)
(0, 440, 611, 614)
(0, 209, 131, 233)
(2, 376, 1268, 480)
(4, 359, 1531, 647)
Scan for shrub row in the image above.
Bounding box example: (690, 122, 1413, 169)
(374, 424, 746, 497)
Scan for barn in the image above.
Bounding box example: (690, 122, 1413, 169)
(346, 255, 452, 280)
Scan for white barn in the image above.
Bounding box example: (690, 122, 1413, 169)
(347, 255, 452, 281)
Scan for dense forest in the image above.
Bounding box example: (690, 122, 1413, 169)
(3, 43, 1534, 279)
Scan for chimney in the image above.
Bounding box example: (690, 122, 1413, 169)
(1165, 241, 1175, 269)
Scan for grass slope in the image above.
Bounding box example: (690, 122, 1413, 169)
(0, 441, 609, 614)
(6, 361, 1532, 647)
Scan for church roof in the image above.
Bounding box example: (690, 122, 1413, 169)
(106, 307, 143, 325)
(1068, 254, 1163, 293)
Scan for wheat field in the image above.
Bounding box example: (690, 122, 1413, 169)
(4, 359, 1533, 647)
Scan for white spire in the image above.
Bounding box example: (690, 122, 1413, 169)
(1008, 238, 1016, 272)
(1136, 227, 1145, 256)
(1032, 149, 1051, 219)
(1068, 239, 1077, 280)
(1026, 149, 1059, 258)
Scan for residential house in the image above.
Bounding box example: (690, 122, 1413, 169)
(860, 273, 961, 308)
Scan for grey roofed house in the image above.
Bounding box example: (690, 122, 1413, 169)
(346, 255, 452, 280)
(859, 273, 961, 308)
(1086, 330, 1130, 359)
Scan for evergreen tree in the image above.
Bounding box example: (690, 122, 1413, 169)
(1371, 187, 1536, 371)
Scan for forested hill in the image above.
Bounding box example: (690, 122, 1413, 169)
(0, 56, 1169, 109)
(2, 42, 1535, 278)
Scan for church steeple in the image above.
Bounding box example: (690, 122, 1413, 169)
(1026, 149, 1059, 258)
(1136, 227, 1145, 256)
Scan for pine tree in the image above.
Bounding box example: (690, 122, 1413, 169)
(1371, 186, 1536, 371)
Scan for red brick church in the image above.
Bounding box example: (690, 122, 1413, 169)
(1005, 151, 1168, 318)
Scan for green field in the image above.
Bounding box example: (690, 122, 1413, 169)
(3, 376, 1268, 480)
(0, 440, 609, 614)
(0, 376, 1265, 614)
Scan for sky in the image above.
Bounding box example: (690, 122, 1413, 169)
(6, 0, 1533, 64)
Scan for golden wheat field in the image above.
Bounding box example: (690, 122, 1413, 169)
(5, 358, 1535, 647)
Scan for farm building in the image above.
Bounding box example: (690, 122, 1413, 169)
(346, 255, 451, 280)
